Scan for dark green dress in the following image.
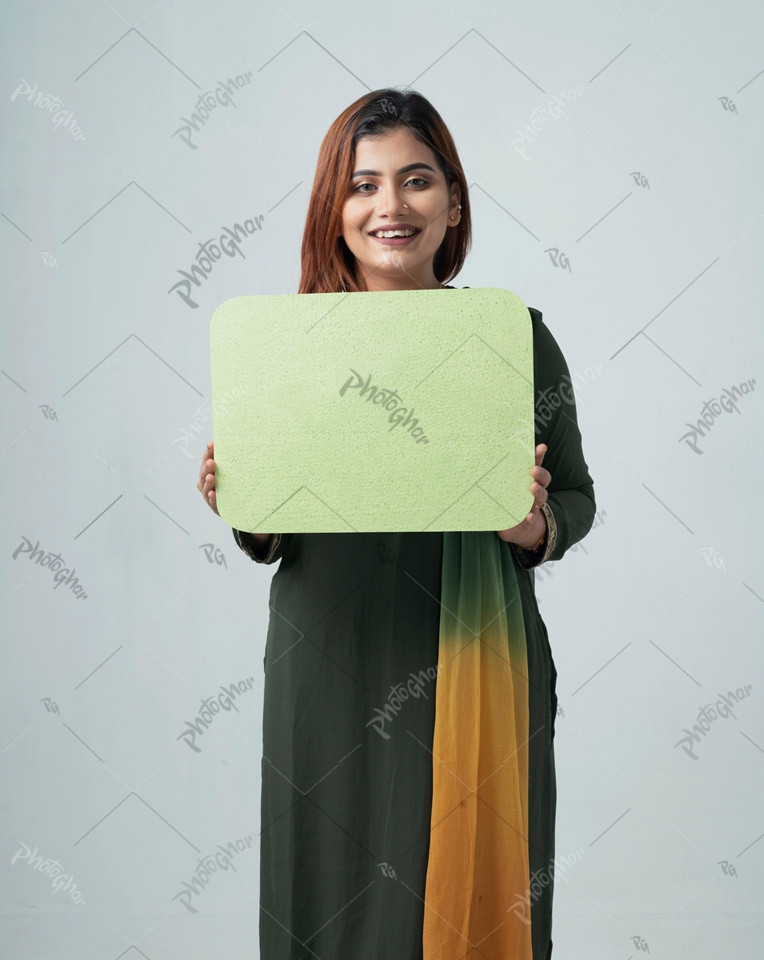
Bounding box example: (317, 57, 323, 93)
(232, 293, 596, 960)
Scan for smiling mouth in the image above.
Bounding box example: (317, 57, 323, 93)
(368, 227, 422, 245)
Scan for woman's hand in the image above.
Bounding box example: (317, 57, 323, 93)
(497, 444, 551, 548)
(198, 440, 220, 516)
(198, 442, 272, 556)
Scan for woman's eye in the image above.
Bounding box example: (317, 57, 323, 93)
(353, 177, 428, 193)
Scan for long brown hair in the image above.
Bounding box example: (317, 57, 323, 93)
(298, 88, 471, 294)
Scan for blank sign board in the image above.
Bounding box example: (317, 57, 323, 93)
(209, 286, 536, 533)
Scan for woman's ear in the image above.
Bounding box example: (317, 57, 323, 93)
(449, 189, 462, 223)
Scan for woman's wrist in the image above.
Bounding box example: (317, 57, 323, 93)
(511, 509, 548, 551)
(244, 532, 272, 548)
(236, 530, 272, 559)
(509, 502, 558, 571)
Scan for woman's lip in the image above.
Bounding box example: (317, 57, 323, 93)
(369, 229, 421, 246)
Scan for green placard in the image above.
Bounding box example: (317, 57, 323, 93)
(210, 287, 535, 533)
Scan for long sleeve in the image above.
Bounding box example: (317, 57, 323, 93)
(509, 306, 596, 569)
(232, 529, 291, 565)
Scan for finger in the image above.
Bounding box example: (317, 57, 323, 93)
(200, 441, 214, 469)
(202, 471, 216, 504)
(199, 457, 216, 485)
(527, 483, 548, 511)
(203, 481, 216, 510)
(530, 445, 551, 487)
(523, 499, 544, 523)
(527, 465, 550, 518)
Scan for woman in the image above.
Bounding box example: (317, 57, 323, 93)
(198, 88, 596, 960)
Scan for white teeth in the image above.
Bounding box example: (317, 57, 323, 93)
(372, 229, 417, 238)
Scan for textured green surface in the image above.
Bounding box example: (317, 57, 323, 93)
(209, 287, 535, 533)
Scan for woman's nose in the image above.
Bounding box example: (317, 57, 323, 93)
(376, 184, 407, 216)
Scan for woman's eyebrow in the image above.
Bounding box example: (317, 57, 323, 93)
(351, 162, 437, 179)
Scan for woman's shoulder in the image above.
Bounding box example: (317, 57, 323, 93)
(526, 306, 572, 385)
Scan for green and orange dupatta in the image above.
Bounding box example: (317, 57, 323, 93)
(423, 530, 533, 960)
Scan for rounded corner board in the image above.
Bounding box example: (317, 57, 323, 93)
(210, 286, 536, 533)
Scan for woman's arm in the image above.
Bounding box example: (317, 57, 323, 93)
(510, 307, 596, 570)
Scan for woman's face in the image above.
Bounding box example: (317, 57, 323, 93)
(340, 126, 461, 291)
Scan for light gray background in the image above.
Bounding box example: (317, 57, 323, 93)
(2, 0, 763, 957)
